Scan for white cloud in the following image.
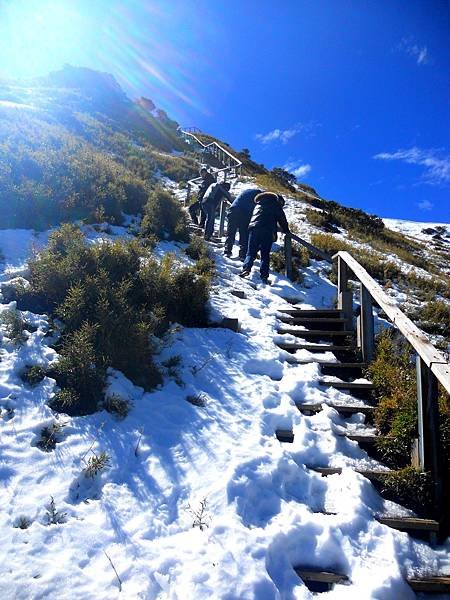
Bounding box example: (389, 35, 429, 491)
(398, 37, 430, 66)
(373, 147, 450, 186)
(255, 127, 299, 145)
(283, 160, 312, 179)
(255, 121, 321, 145)
(417, 200, 433, 211)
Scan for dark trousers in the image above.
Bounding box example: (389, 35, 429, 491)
(203, 201, 218, 239)
(188, 200, 206, 226)
(225, 209, 251, 258)
(242, 227, 273, 278)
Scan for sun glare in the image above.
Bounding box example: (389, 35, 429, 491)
(0, 0, 85, 78)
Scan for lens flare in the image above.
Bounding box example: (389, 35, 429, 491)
(0, 0, 224, 120)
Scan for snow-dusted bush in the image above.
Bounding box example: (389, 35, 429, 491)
(141, 187, 189, 242)
(368, 329, 450, 512)
(19, 225, 212, 415)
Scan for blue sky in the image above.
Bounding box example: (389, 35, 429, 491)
(0, 0, 449, 221)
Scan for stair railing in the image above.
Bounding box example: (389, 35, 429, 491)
(178, 128, 242, 205)
(334, 250, 449, 518)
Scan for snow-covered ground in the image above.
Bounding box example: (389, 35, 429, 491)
(1, 210, 449, 600)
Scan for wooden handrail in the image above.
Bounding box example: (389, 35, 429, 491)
(179, 129, 242, 192)
(334, 251, 450, 393)
(333, 250, 448, 517)
(289, 233, 332, 263)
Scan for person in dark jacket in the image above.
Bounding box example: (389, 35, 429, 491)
(239, 192, 289, 283)
(224, 188, 261, 259)
(202, 181, 233, 240)
(188, 168, 216, 225)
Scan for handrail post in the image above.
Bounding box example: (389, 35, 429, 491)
(185, 183, 191, 207)
(357, 285, 375, 362)
(284, 233, 293, 280)
(219, 200, 226, 237)
(416, 356, 443, 516)
(337, 255, 353, 330)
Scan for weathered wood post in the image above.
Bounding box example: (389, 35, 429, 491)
(185, 183, 192, 207)
(416, 356, 443, 516)
(357, 285, 375, 362)
(337, 254, 353, 331)
(284, 233, 293, 280)
(219, 200, 226, 238)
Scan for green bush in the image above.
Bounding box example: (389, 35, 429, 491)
(368, 330, 449, 484)
(21, 365, 46, 386)
(0, 308, 27, 345)
(20, 225, 212, 414)
(375, 467, 433, 516)
(141, 187, 189, 242)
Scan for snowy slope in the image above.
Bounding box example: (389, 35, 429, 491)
(1, 208, 449, 600)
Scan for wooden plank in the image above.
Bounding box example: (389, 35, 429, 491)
(290, 359, 367, 368)
(296, 402, 374, 416)
(278, 317, 348, 324)
(339, 433, 378, 444)
(333, 251, 450, 394)
(276, 308, 343, 317)
(309, 466, 390, 480)
(284, 233, 293, 280)
(407, 576, 450, 593)
(377, 517, 439, 532)
(294, 568, 348, 584)
(276, 342, 356, 353)
(359, 285, 375, 362)
(276, 429, 294, 443)
(416, 356, 443, 515)
(318, 380, 375, 390)
(277, 328, 354, 337)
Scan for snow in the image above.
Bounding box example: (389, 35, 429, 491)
(0, 216, 449, 600)
(383, 218, 450, 243)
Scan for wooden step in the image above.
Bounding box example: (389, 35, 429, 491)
(309, 466, 390, 480)
(277, 342, 356, 354)
(286, 358, 367, 369)
(407, 576, 450, 593)
(294, 568, 349, 592)
(296, 402, 374, 416)
(318, 380, 375, 391)
(377, 516, 439, 533)
(277, 328, 354, 338)
(275, 429, 294, 443)
(278, 316, 348, 325)
(277, 308, 343, 317)
(339, 432, 378, 444)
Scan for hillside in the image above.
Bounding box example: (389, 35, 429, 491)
(0, 68, 449, 599)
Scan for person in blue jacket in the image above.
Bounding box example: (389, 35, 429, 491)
(224, 187, 261, 259)
(202, 181, 232, 240)
(239, 192, 290, 283)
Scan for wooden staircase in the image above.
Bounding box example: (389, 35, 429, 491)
(274, 304, 450, 595)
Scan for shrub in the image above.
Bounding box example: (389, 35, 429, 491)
(305, 208, 339, 233)
(21, 365, 46, 386)
(14, 516, 32, 529)
(83, 451, 110, 478)
(368, 329, 449, 495)
(0, 308, 27, 345)
(141, 187, 189, 242)
(103, 394, 131, 419)
(37, 422, 65, 452)
(45, 496, 67, 525)
(374, 467, 433, 516)
(21, 226, 212, 415)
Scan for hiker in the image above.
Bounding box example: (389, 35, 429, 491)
(202, 181, 233, 240)
(188, 167, 216, 226)
(239, 192, 290, 284)
(224, 187, 261, 259)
